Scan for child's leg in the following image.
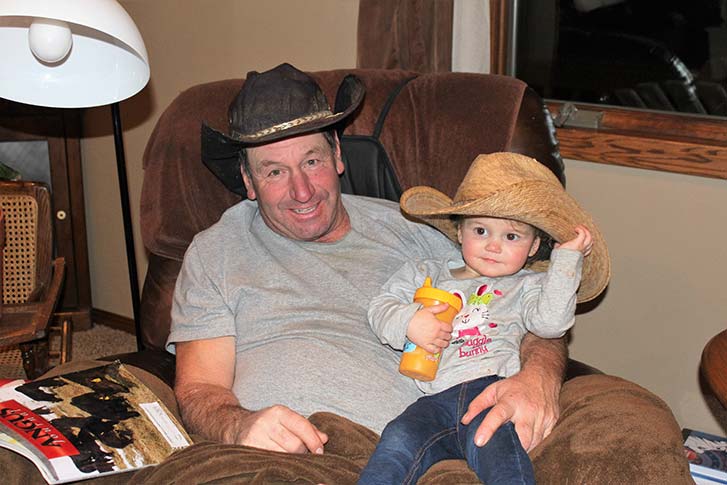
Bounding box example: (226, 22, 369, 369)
(457, 377, 536, 485)
(358, 391, 461, 485)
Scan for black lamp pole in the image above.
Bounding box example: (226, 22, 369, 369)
(110, 102, 142, 350)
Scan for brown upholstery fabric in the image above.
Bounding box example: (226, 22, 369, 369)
(139, 254, 181, 351)
(357, 0, 453, 73)
(530, 375, 692, 484)
(3, 370, 690, 484)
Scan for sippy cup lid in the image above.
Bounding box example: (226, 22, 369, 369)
(413, 277, 463, 312)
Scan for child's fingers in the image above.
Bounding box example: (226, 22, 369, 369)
(578, 225, 593, 255)
(425, 342, 441, 353)
(424, 302, 450, 316)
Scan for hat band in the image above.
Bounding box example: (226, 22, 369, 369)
(231, 109, 336, 140)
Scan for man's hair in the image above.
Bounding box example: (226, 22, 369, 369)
(239, 129, 339, 177)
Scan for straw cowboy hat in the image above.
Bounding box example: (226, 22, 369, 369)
(400, 152, 610, 303)
(201, 63, 365, 195)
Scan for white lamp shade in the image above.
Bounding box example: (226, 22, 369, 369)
(0, 0, 150, 108)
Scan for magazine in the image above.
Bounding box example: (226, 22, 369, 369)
(0, 362, 191, 484)
(683, 428, 727, 485)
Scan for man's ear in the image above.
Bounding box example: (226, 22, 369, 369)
(333, 132, 345, 175)
(529, 236, 541, 257)
(242, 166, 256, 200)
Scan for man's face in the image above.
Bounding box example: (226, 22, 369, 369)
(242, 132, 349, 243)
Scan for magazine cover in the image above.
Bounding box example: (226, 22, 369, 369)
(683, 428, 727, 485)
(0, 362, 191, 484)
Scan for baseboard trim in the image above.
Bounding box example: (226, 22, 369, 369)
(91, 308, 135, 335)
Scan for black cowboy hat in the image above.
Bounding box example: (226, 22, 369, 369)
(201, 63, 365, 195)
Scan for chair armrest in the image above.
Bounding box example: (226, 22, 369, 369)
(0, 257, 65, 346)
(95, 352, 600, 391)
(565, 358, 603, 381)
(37, 256, 65, 322)
(701, 329, 727, 408)
(102, 348, 176, 388)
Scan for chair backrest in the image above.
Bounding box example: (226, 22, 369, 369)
(0, 181, 52, 305)
(139, 69, 563, 350)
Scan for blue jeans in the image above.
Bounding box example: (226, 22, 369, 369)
(358, 376, 535, 485)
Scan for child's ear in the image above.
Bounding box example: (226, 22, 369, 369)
(457, 225, 463, 245)
(528, 236, 541, 257)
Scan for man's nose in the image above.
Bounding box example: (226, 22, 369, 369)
(289, 170, 314, 202)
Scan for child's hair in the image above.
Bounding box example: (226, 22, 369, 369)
(452, 215, 554, 265)
(528, 227, 553, 264)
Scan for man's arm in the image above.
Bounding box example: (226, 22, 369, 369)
(461, 333, 567, 451)
(174, 336, 328, 454)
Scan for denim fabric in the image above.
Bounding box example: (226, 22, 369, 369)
(358, 376, 535, 485)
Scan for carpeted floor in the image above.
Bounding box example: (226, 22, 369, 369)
(0, 324, 137, 379)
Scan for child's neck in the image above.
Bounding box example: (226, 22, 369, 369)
(450, 265, 521, 280)
(450, 266, 473, 280)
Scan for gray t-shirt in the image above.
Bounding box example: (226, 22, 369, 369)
(167, 194, 457, 433)
(368, 249, 582, 394)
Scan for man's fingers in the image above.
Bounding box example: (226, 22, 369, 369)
(473, 402, 513, 447)
(513, 417, 535, 451)
(461, 385, 496, 425)
(240, 406, 326, 454)
(282, 412, 328, 454)
(539, 405, 559, 444)
(270, 425, 309, 453)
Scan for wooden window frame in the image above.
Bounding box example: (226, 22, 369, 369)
(490, 0, 727, 180)
(547, 102, 727, 179)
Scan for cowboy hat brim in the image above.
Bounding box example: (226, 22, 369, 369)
(400, 182, 611, 303)
(201, 74, 365, 195)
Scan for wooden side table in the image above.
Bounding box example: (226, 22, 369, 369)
(0, 100, 91, 330)
(701, 329, 727, 408)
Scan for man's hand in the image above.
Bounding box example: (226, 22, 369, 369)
(175, 337, 327, 454)
(460, 334, 565, 451)
(460, 367, 560, 451)
(406, 303, 453, 353)
(231, 405, 328, 454)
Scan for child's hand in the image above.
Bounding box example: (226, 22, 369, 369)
(555, 224, 593, 256)
(406, 303, 453, 354)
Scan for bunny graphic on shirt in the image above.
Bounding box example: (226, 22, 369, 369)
(450, 284, 502, 359)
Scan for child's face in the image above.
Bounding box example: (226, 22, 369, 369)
(457, 217, 541, 278)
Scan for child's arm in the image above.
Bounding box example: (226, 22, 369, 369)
(367, 261, 432, 350)
(522, 225, 592, 338)
(368, 260, 454, 352)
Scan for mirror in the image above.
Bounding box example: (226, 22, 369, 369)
(514, 0, 727, 118)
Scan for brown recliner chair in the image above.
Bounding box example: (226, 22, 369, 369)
(131, 69, 690, 483)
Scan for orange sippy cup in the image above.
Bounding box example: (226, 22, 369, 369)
(399, 277, 463, 382)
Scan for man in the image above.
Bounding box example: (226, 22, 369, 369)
(166, 63, 565, 462)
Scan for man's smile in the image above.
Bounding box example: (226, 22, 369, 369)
(292, 205, 317, 215)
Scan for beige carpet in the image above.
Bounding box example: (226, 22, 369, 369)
(0, 324, 137, 380)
